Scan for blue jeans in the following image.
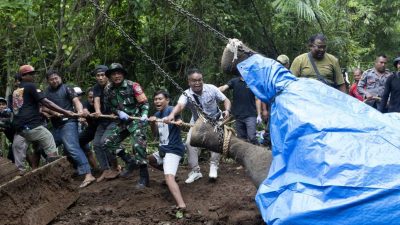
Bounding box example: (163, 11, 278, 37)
(53, 121, 91, 175)
(235, 116, 258, 145)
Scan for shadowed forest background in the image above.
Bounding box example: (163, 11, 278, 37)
(1, 0, 400, 104)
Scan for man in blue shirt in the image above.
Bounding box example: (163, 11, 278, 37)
(148, 90, 186, 210)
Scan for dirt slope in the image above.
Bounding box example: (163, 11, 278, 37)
(51, 161, 264, 225)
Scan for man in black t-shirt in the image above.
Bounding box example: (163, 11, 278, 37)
(77, 88, 98, 170)
(87, 65, 121, 182)
(219, 76, 261, 145)
(378, 57, 400, 113)
(44, 70, 96, 188)
(12, 65, 75, 163)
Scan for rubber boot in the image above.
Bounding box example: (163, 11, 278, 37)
(120, 158, 138, 178)
(117, 150, 132, 164)
(135, 165, 149, 189)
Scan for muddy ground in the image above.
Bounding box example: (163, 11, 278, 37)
(50, 161, 264, 225)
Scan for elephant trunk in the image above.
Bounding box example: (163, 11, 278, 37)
(190, 119, 272, 188)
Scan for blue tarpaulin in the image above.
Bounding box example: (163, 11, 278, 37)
(237, 54, 400, 225)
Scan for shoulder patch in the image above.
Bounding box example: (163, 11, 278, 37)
(132, 82, 147, 103)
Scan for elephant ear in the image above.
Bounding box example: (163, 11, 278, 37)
(221, 39, 258, 76)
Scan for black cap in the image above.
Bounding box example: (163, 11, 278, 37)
(0, 97, 7, 104)
(393, 57, 400, 68)
(93, 65, 108, 76)
(105, 63, 127, 77)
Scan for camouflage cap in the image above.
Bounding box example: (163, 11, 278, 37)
(105, 63, 127, 77)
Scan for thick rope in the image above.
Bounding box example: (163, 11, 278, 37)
(226, 39, 243, 62)
(86, 0, 225, 150)
(222, 125, 235, 158)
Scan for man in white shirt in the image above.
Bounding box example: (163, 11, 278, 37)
(164, 68, 231, 183)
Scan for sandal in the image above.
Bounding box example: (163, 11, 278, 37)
(175, 206, 186, 219)
(79, 177, 96, 188)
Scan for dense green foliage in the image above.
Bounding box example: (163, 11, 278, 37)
(1, 0, 400, 103)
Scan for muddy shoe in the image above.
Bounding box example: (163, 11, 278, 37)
(185, 171, 203, 184)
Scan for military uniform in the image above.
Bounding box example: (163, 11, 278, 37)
(103, 79, 149, 165)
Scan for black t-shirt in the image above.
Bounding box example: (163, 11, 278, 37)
(45, 84, 77, 127)
(92, 83, 110, 115)
(379, 72, 400, 113)
(83, 100, 95, 113)
(82, 100, 97, 126)
(227, 77, 257, 119)
(12, 82, 45, 130)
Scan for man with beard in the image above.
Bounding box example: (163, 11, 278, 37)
(357, 55, 392, 110)
(290, 34, 346, 92)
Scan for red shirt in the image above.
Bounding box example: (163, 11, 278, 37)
(349, 83, 363, 101)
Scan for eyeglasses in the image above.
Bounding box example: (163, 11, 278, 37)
(312, 44, 327, 50)
(189, 78, 203, 84)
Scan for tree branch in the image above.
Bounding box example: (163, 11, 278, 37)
(68, 0, 117, 71)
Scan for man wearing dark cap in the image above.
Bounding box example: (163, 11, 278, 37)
(12, 65, 75, 165)
(103, 63, 150, 188)
(80, 65, 120, 182)
(378, 57, 400, 113)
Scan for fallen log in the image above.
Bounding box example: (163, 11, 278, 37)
(190, 119, 272, 188)
(0, 157, 79, 225)
(0, 157, 20, 184)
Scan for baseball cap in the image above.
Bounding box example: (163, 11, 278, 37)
(73, 87, 85, 96)
(277, 55, 290, 65)
(0, 97, 7, 104)
(19, 65, 36, 76)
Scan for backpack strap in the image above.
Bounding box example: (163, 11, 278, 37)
(308, 52, 329, 85)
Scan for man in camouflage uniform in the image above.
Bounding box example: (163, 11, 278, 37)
(103, 63, 150, 188)
(357, 55, 392, 110)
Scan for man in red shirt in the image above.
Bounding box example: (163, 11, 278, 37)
(349, 68, 363, 101)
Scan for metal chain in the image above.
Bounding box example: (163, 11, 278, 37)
(163, 0, 228, 150)
(165, 0, 229, 42)
(87, 0, 222, 133)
